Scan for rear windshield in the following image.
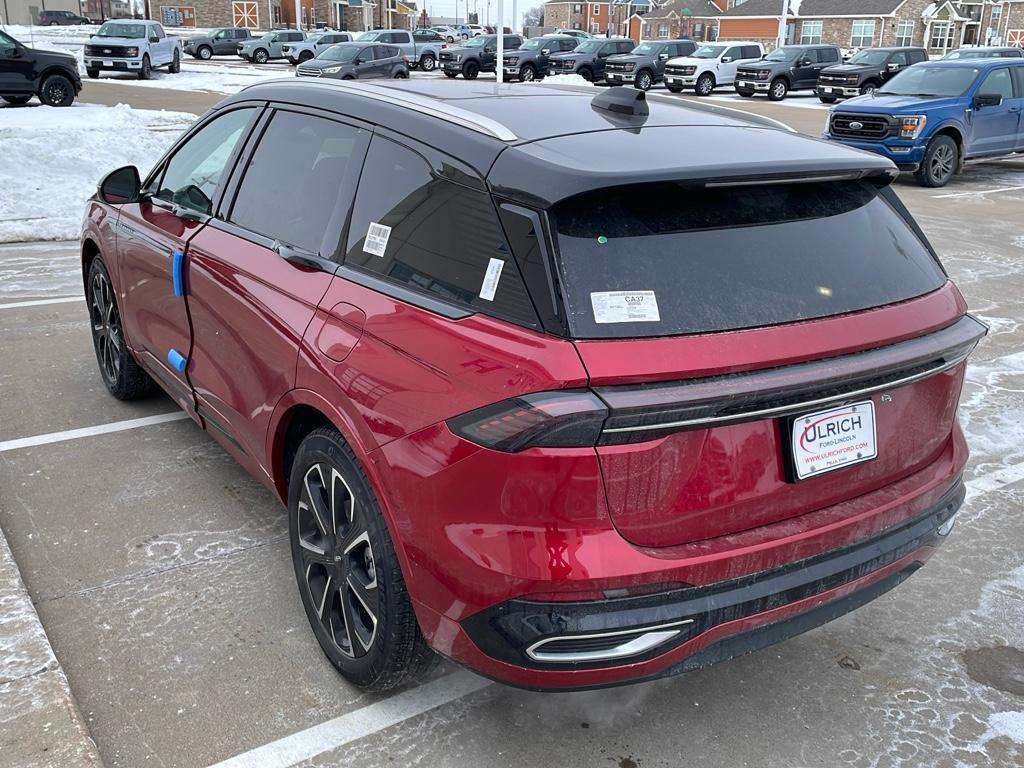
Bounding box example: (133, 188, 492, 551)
(550, 181, 947, 339)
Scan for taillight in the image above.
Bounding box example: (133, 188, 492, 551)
(446, 390, 607, 452)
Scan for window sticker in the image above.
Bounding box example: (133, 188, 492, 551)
(479, 258, 504, 301)
(590, 291, 660, 323)
(363, 222, 391, 257)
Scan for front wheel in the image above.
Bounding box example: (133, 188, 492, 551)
(519, 63, 536, 82)
(735, 88, 754, 98)
(914, 135, 959, 188)
(288, 427, 438, 691)
(393, 68, 408, 79)
(253, 48, 269, 64)
(197, 45, 212, 60)
(634, 69, 653, 91)
(665, 84, 683, 93)
(2, 95, 32, 105)
(577, 67, 593, 82)
(444, 71, 458, 78)
(138, 55, 152, 80)
(87, 68, 99, 79)
(768, 77, 788, 101)
(860, 81, 879, 96)
(818, 95, 837, 104)
(299, 51, 314, 63)
(419, 54, 436, 71)
(39, 74, 75, 106)
(87, 257, 156, 400)
(462, 60, 479, 80)
(695, 72, 715, 96)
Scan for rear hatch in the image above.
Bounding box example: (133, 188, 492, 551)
(549, 178, 980, 547)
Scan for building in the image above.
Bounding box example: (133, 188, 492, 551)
(544, 1, 611, 34)
(625, 0, 724, 42)
(151, 0, 385, 29)
(1, 0, 83, 24)
(718, 0, 1023, 55)
(82, 0, 132, 20)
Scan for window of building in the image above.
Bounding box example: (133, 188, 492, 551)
(851, 19, 875, 47)
(895, 19, 914, 47)
(593, 5, 599, 14)
(573, 3, 581, 12)
(590, 22, 599, 33)
(800, 20, 822, 45)
(929, 20, 953, 48)
(230, 111, 366, 256)
(572, 21, 581, 29)
(344, 136, 538, 327)
(658, 23, 669, 38)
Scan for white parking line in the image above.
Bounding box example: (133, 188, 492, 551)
(933, 184, 1024, 199)
(0, 412, 190, 453)
(0, 295, 84, 310)
(204, 671, 492, 768)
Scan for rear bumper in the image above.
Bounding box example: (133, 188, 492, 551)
(454, 478, 963, 690)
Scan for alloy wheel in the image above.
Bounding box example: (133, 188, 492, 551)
(929, 143, 956, 184)
(45, 80, 69, 105)
(296, 463, 379, 659)
(89, 269, 122, 385)
(637, 71, 652, 90)
(520, 65, 535, 81)
(199, 45, 212, 59)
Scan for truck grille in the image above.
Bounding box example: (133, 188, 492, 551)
(665, 64, 696, 76)
(605, 62, 628, 72)
(85, 44, 130, 57)
(439, 51, 457, 62)
(296, 65, 322, 77)
(830, 113, 892, 139)
(554, 59, 574, 71)
(736, 67, 768, 80)
(819, 73, 856, 85)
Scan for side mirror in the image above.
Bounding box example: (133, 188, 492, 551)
(721, 56, 732, 63)
(541, 48, 550, 55)
(149, 36, 160, 43)
(888, 62, 899, 71)
(99, 165, 141, 205)
(658, 52, 668, 60)
(799, 58, 812, 66)
(9, 46, 23, 58)
(974, 92, 1003, 108)
(485, 46, 496, 53)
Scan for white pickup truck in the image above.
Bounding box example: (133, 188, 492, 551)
(663, 41, 764, 96)
(83, 19, 180, 80)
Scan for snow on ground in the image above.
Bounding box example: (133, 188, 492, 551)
(536, 74, 594, 87)
(0, 103, 192, 243)
(89, 62, 288, 94)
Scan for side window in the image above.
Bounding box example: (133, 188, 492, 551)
(345, 137, 538, 327)
(724, 46, 742, 60)
(910, 50, 926, 63)
(979, 67, 1013, 98)
(505, 36, 521, 48)
(890, 51, 909, 67)
(154, 25, 166, 39)
(822, 48, 839, 63)
(0, 32, 17, 57)
(618, 41, 633, 53)
(743, 45, 761, 59)
(154, 107, 256, 216)
(230, 111, 366, 255)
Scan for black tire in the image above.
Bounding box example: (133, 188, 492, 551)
(288, 427, 438, 691)
(197, 45, 213, 60)
(39, 74, 75, 107)
(87, 257, 157, 400)
(462, 60, 479, 80)
(169, 51, 180, 74)
(253, 48, 269, 64)
(736, 88, 754, 98)
(87, 68, 99, 79)
(914, 135, 959, 188)
(444, 71, 457, 78)
(577, 66, 593, 81)
(860, 80, 879, 95)
(419, 53, 436, 71)
(634, 68, 653, 91)
(695, 72, 715, 96)
(2, 95, 32, 105)
(818, 95, 837, 104)
(768, 76, 788, 101)
(138, 54, 151, 80)
(392, 68, 408, 78)
(665, 84, 683, 93)
(299, 50, 314, 63)
(518, 63, 536, 82)
(342, 74, 355, 80)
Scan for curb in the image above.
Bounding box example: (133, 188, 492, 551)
(0, 526, 104, 767)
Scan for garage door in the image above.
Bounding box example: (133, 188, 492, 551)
(1008, 29, 1024, 47)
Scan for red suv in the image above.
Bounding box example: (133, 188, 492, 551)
(81, 81, 984, 691)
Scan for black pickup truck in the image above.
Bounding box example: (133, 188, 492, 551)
(0, 30, 81, 107)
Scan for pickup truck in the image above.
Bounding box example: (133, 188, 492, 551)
(1, 29, 81, 106)
(440, 34, 523, 79)
(548, 37, 635, 82)
(356, 29, 445, 71)
(825, 58, 1024, 187)
(283, 32, 354, 64)
(816, 46, 927, 102)
(83, 19, 180, 80)
(735, 44, 841, 101)
(501, 34, 578, 81)
(604, 39, 696, 91)
(664, 41, 764, 95)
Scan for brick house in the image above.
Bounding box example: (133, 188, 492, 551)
(152, 0, 377, 30)
(627, 0, 724, 42)
(718, 0, 1023, 55)
(544, 1, 612, 34)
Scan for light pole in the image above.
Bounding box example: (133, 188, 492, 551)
(776, 0, 788, 49)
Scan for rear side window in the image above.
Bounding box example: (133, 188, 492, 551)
(229, 111, 366, 255)
(344, 137, 538, 328)
(742, 45, 761, 58)
(549, 181, 947, 339)
(821, 47, 839, 62)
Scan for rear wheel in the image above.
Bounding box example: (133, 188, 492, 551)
(2, 95, 32, 105)
(519, 63, 536, 82)
(818, 95, 837, 103)
(695, 72, 715, 96)
(419, 54, 436, 71)
(393, 68, 408, 78)
(253, 48, 269, 64)
(39, 74, 75, 106)
(462, 60, 479, 79)
(914, 135, 958, 188)
(288, 427, 438, 691)
(87, 257, 156, 400)
(634, 68, 653, 91)
(197, 45, 212, 60)
(577, 67, 593, 81)
(169, 50, 180, 74)
(138, 54, 152, 80)
(768, 77, 788, 101)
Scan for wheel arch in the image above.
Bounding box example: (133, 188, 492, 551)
(81, 237, 101, 289)
(931, 124, 966, 170)
(37, 66, 77, 91)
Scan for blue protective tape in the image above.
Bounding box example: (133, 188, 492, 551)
(167, 348, 187, 372)
(172, 249, 185, 297)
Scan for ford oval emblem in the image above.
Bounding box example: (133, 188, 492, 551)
(849, 121, 864, 130)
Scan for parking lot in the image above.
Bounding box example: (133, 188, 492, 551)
(2, 53, 1024, 768)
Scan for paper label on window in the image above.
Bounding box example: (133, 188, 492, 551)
(590, 291, 660, 324)
(479, 258, 504, 302)
(363, 222, 391, 257)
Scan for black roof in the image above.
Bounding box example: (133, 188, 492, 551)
(223, 79, 895, 207)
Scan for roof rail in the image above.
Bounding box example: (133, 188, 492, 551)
(242, 79, 519, 142)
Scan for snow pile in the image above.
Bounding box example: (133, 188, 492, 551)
(979, 711, 1024, 746)
(92, 62, 287, 94)
(535, 74, 595, 87)
(0, 103, 193, 243)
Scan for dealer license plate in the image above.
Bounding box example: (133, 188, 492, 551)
(103, 60, 114, 66)
(790, 401, 876, 480)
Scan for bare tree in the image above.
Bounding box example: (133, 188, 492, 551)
(523, 4, 544, 26)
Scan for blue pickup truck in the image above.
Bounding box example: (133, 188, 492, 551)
(825, 58, 1024, 187)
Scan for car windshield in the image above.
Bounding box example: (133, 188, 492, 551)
(551, 180, 946, 339)
(96, 22, 147, 38)
(306, 33, 325, 43)
(464, 36, 489, 47)
(876, 65, 980, 96)
(632, 43, 660, 55)
(765, 46, 800, 61)
(848, 50, 889, 65)
(575, 40, 602, 53)
(357, 31, 383, 41)
(318, 44, 360, 61)
(692, 45, 726, 59)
